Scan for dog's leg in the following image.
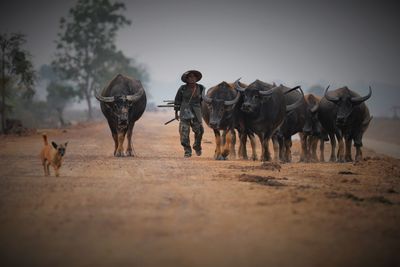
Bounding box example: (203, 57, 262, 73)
(46, 162, 51, 176)
(54, 166, 60, 177)
(42, 159, 48, 176)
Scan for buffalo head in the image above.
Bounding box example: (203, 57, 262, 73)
(235, 79, 303, 114)
(235, 79, 274, 114)
(95, 85, 144, 130)
(324, 86, 372, 126)
(303, 94, 322, 136)
(202, 82, 240, 129)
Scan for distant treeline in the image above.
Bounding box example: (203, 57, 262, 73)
(0, 0, 150, 133)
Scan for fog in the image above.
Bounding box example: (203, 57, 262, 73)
(1, 0, 400, 116)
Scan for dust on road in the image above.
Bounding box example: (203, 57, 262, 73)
(0, 112, 399, 267)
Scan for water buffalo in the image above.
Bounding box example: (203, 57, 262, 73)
(95, 74, 147, 157)
(272, 85, 306, 163)
(201, 82, 241, 160)
(303, 94, 326, 162)
(235, 79, 303, 162)
(319, 86, 372, 162)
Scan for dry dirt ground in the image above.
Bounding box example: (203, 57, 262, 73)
(0, 112, 399, 267)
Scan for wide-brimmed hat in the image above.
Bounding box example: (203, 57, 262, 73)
(181, 70, 202, 83)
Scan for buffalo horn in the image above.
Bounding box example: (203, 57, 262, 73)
(95, 91, 115, 102)
(126, 81, 145, 102)
(234, 78, 246, 92)
(350, 86, 372, 104)
(281, 85, 301, 95)
(310, 102, 319, 113)
(258, 85, 280, 96)
(202, 88, 212, 104)
(324, 85, 340, 102)
(224, 91, 241, 106)
(286, 87, 304, 112)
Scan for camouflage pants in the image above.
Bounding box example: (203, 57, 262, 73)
(179, 118, 204, 155)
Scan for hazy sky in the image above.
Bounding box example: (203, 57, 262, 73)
(1, 0, 399, 104)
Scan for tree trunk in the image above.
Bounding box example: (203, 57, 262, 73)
(85, 90, 93, 121)
(1, 45, 6, 134)
(56, 108, 65, 127)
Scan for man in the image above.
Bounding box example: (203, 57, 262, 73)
(174, 70, 205, 158)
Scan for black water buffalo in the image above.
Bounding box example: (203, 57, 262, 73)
(235, 79, 303, 162)
(303, 94, 327, 162)
(95, 74, 147, 157)
(272, 85, 306, 163)
(319, 86, 372, 162)
(201, 82, 241, 160)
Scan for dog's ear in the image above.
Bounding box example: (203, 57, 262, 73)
(64, 141, 68, 147)
(52, 142, 58, 149)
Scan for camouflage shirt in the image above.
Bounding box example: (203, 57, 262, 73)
(174, 84, 205, 121)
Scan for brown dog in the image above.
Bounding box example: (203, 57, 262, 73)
(40, 134, 68, 177)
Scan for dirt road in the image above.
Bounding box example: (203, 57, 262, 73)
(0, 112, 399, 267)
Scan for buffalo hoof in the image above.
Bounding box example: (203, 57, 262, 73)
(337, 157, 345, 163)
(345, 156, 353, 162)
(215, 155, 226, 160)
(252, 156, 258, 161)
(329, 156, 336, 162)
(221, 151, 229, 158)
(261, 157, 272, 162)
(115, 151, 125, 157)
(126, 150, 135, 157)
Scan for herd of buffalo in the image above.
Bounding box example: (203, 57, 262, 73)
(95, 74, 372, 163)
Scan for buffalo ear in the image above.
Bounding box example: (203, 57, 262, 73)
(52, 142, 58, 149)
(64, 142, 68, 147)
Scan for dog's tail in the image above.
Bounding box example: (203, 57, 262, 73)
(42, 134, 48, 145)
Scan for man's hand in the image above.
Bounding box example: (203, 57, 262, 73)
(175, 111, 180, 121)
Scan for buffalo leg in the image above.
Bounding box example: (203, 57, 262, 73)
(107, 122, 118, 156)
(354, 133, 364, 162)
(303, 135, 310, 162)
(214, 129, 223, 160)
(221, 131, 226, 147)
(328, 133, 336, 162)
(284, 137, 292, 163)
(115, 131, 126, 157)
(249, 133, 258, 161)
(126, 123, 135, 157)
(311, 136, 324, 162)
(272, 135, 279, 161)
(336, 133, 345, 163)
(261, 135, 271, 162)
(311, 136, 319, 162)
(319, 137, 325, 162)
(355, 146, 363, 162)
(238, 131, 248, 159)
(112, 132, 118, 156)
(221, 130, 232, 159)
(344, 135, 353, 162)
(278, 136, 285, 162)
(257, 134, 265, 161)
(230, 129, 237, 159)
(299, 133, 307, 162)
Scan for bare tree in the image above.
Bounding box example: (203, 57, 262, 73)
(0, 33, 35, 133)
